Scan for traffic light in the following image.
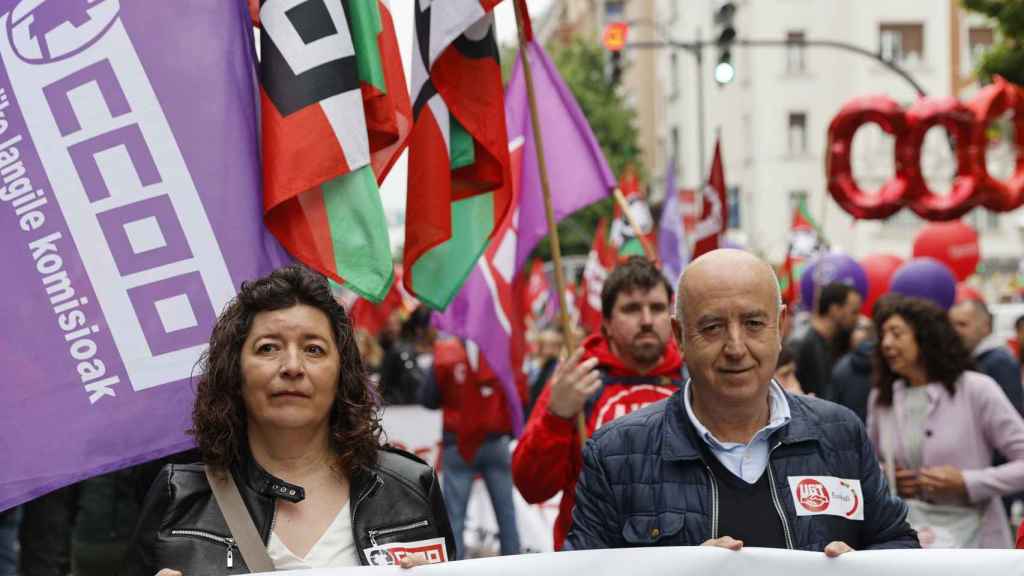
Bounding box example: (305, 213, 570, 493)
(603, 22, 628, 86)
(610, 50, 623, 85)
(714, 2, 736, 85)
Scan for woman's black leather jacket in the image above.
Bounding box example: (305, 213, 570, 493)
(119, 447, 454, 575)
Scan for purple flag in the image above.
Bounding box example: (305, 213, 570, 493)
(435, 40, 614, 434)
(0, 0, 290, 511)
(510, 41, 616, 271)
(658, 157, 688, 284)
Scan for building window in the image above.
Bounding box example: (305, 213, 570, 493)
(786, 30, 806, 74)
(670, 125, 680, 171)
(605, 1, 624, 21)
(969, 27, 994, 67)
(880, 23, 924, 66)
(727, 185, 741, 229)
(788, 112, 807, 156)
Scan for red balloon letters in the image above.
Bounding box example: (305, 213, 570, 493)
(827, 77, 1024, 221)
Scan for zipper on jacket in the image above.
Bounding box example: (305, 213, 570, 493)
(169, 529, 236, 568)
(767, 443, 794, 550)
(352, 474, 383, 544)
(368, 519, 430, 547)
(703, 465, 720, 539)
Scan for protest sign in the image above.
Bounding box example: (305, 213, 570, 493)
(253, 546, 1022, 576)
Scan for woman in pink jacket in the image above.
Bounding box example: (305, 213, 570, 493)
(868, 297, 1024, 548)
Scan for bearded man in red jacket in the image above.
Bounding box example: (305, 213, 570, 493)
(511, 256, 683, 550)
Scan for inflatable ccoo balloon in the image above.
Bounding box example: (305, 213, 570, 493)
(888, 258, 957, 310)
(859, 254, 904, 315)
(799, 252, 868, 311)
(912, 221, 980, 281)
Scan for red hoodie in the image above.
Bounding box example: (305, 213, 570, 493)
(433, 338, 524, 462)
(511, 333, 683, 550)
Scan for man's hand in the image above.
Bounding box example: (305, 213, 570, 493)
(547, 348, 601, 419)
(155, 570, 183, 576)
(701, 536, 743, 551)
(918, 465, 967, 501)
(894, 467, 920, 499)
(824, 541, 853, 557)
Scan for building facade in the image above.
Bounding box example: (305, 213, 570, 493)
(656, 0, 1021, 297)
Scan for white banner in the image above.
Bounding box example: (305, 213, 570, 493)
(380, 405, 560, 554)
(256, 546, 1023, 576)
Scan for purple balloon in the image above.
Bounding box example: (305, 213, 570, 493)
(799, 253, 868, 311)
(888, 258, 957, 310)
(721, 238, 746, 251)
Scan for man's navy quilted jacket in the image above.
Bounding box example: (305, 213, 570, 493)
(566, 390, 919, 551)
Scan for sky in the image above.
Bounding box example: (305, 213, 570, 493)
(379, 1, 555, 251)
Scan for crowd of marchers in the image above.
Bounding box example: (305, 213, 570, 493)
(3, 250, 1024, 576)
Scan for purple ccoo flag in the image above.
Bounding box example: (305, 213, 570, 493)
(436, 39, 615, 433)
(0, 0, 290, 511)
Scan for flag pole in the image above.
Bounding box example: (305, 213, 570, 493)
(514, 1, 588, 447)
(612, 187, 656, 260)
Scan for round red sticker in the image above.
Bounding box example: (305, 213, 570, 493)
(796, 478, 830, 513)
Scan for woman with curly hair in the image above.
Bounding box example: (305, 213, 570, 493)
(868, 296, 1024, 549)
(121, 265, 454, 575)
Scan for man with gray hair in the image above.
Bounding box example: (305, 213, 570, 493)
(566, 249, 918, 553)
(949, 299, 1023, 416)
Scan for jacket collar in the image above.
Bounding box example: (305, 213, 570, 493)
(662, 385, 819, 461)
(236, 449, 386, 506)
(237, 449, 306, 503)
(973, 333, 1005, 358)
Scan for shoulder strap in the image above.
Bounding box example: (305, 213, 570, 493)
(205, 465, 275, 573)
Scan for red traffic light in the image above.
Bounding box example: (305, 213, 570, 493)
(603, 22, 629, 52)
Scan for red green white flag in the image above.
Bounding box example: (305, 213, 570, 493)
(780, 197, 825, 305)
(610, 165, 656, 258)
(259, 0, 411, 302)
(404, 0, 512, 310)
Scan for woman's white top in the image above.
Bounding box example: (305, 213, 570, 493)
(267, 500, 360, 569)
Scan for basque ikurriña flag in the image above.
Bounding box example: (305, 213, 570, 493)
(780, 196, 825, 305)
(404, 0, 511, 310)
(259, 0, 411, 302)
(434, 29, 616, 434)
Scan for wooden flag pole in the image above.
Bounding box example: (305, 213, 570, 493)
(612, 187, 657, 260)
(514, 2, 588, 447)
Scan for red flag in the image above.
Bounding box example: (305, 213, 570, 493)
(525, 259, 552, 328)
(692, 139, 727, 259)
(580, 218, 615, 334)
